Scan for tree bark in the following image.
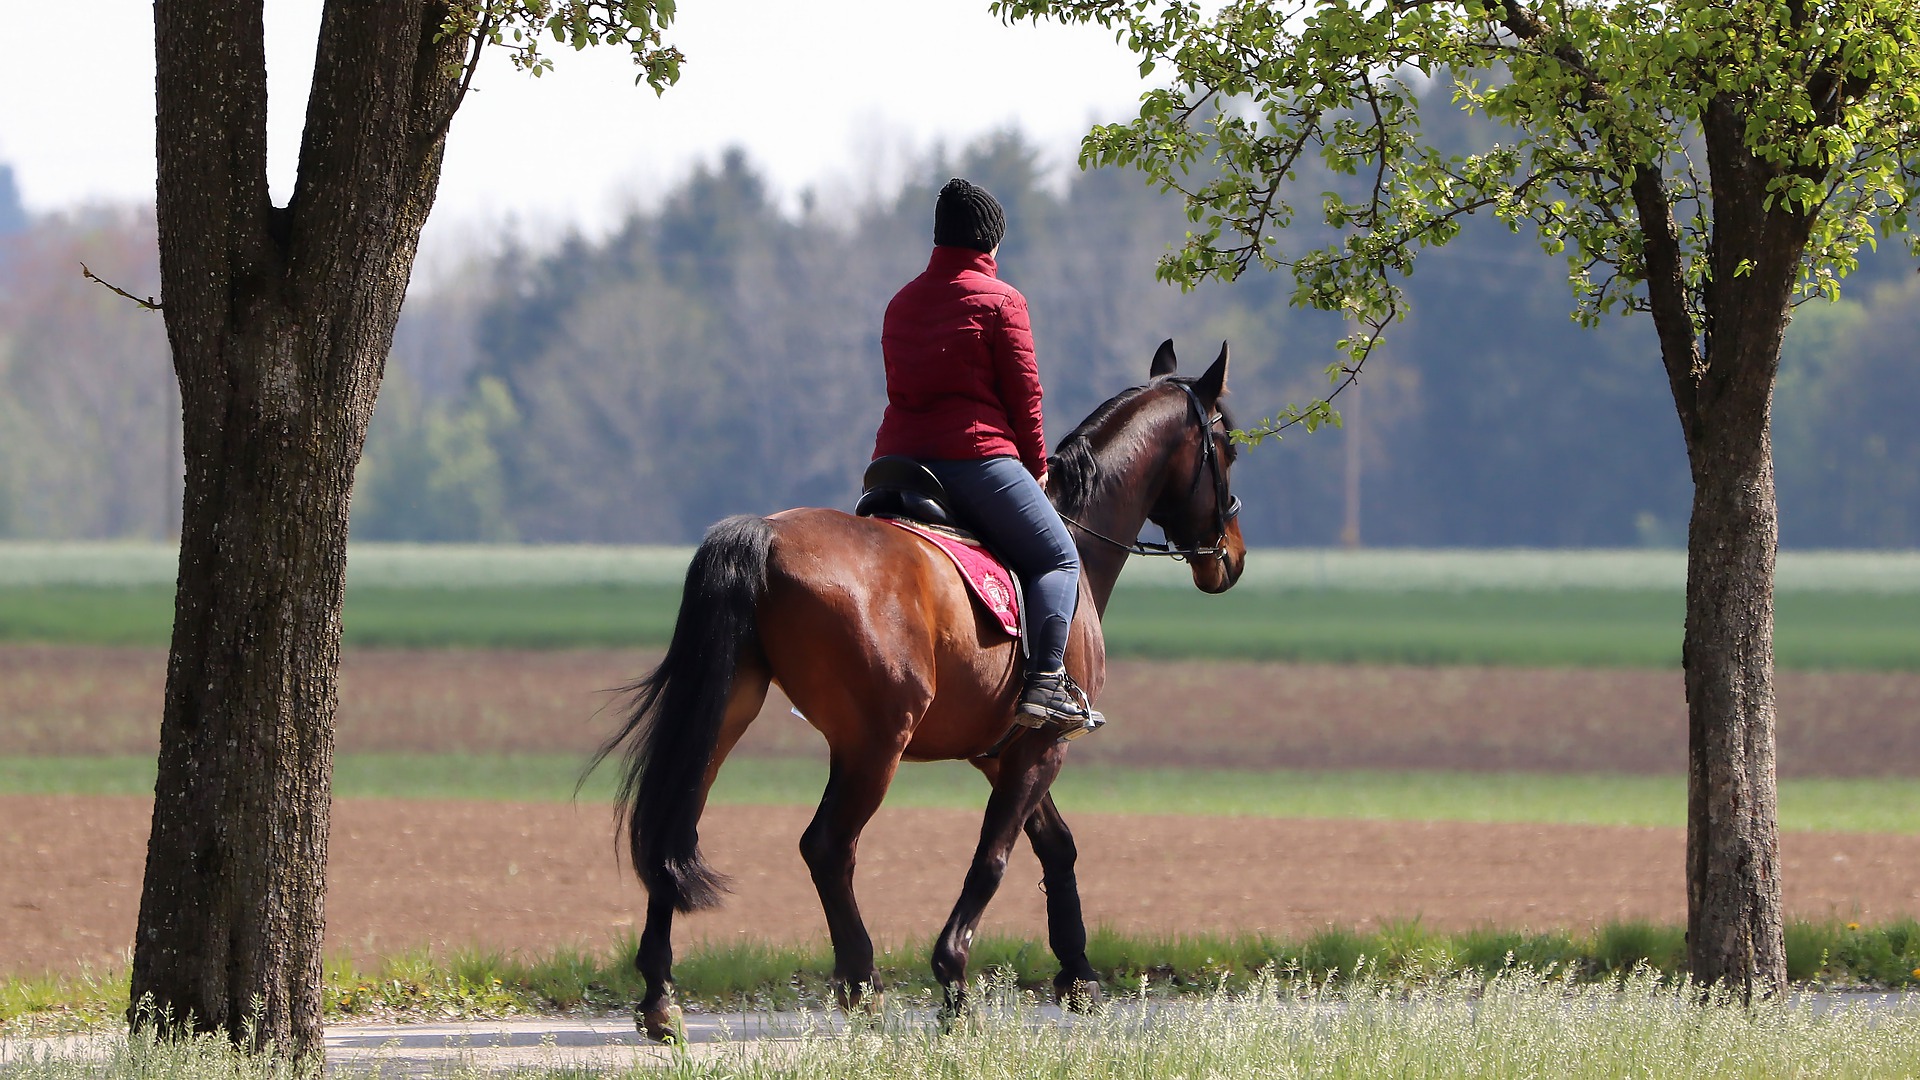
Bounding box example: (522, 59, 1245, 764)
(132, 0, 462, 1054)
(1680, 375, 1787, 997)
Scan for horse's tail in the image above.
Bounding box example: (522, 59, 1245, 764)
(589, 514, 773, 913)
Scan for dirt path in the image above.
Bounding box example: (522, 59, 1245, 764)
(6, 795, 1917, 977)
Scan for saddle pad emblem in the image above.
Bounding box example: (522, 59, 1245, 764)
(884, 519, 1021, 638)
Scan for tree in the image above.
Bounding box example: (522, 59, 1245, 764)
(997, 0, 1920, 997)
(131, 0, 679, 1054)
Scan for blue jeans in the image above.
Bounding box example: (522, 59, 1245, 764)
(922, 456, 1080, 674)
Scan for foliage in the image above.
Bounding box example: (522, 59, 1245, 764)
(440, 0, 682, 90)
(352, 374, 519, 542)
(995, 0, 1920, 437)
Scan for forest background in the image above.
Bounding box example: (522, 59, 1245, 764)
(5, 115, 1918, 551)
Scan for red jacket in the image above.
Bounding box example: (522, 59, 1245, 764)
(872, 246, 1047, 478)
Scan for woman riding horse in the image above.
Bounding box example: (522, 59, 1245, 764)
(592, 211, 1247, 1043)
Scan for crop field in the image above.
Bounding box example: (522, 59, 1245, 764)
(9, 754, 1920, 834)
(2, 543, 1917, 1018)
(5, 543, 1920, 667)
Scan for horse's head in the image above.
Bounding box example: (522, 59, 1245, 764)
(1050, 339, 1249, 595)
(1142, 340, 1246, 593)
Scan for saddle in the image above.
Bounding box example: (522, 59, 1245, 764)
(853, 456, 966, 532)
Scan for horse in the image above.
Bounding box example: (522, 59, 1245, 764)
(593, 338, 1247, 1040)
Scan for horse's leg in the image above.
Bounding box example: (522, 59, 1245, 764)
(633, 660, 771, 1042)
(798, 746, 901, 1016)
(1023, 793, 1102, 1009)
(965, 762, 1099, 1009)
(934, 733, 1069, 1018)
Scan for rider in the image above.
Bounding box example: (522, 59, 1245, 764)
(872, 178, 1096, 733)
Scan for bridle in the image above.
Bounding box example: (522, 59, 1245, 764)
(1060, 380, 1242, 561)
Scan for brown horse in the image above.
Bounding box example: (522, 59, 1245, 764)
(593, 339, 1247, 1039)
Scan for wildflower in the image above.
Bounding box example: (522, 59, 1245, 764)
(1846, 922, 1860, 931)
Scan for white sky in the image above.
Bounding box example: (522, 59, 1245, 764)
(0, 1, 1149, 260)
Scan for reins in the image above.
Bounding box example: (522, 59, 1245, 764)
(1059, 381, 1241, 562)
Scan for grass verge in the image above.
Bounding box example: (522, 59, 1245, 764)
(11, 979, 1920, 1080)
(6, 919, 1919, 1040)
(7, 754, 1920, 834)
(4, 582, 1918, 669)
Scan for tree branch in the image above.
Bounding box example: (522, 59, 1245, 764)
(1630, 163, 1702, 429)
(80, 263, 163, 311)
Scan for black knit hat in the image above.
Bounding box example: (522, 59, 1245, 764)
(933, 178, 1006, 253)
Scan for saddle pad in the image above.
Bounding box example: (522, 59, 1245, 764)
(884, 519, 1020, 638)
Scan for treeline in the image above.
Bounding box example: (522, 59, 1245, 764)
(2, 134, 1916, 547)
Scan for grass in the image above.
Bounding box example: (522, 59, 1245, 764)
(11, 543, 1920, 592)
(7, 921, 1920, 1050)
(4, 545, 1920, 667)
(7, 754, 1920, 833)
(10, 983, 1920, 1080)
(5, 582, 1919, 668)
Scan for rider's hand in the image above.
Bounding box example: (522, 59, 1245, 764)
(1038, 468, 1050, 492)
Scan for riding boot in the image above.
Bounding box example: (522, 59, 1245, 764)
(1015, 670, 1105, 739)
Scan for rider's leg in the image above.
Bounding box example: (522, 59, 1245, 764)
(922, 456, 1092, 727)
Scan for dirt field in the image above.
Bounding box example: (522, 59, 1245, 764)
(6, 794, 1919, 978)
(5, 646, 1920, 775)
(7, 646, 1918, 980)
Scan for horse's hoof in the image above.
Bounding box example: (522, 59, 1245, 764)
(834, 978, 885, 1019)
(635, 1002, 683, 1044)
(1055, 978, 1104, 1013)
(937, 988, 970, 1034)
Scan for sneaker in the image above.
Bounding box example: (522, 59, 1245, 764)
(1016, 671, 1107, 738)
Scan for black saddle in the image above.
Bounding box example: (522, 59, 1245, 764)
(855, 456, 964, 530)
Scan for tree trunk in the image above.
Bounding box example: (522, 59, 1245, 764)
(1653, 97, 1817, 999)
(132, 0, 461, 1054)
(1681, 391, 1787, 996)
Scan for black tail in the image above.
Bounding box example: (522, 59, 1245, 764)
(588, 515, 773, 912)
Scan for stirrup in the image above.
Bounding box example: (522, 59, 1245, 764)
(1015, 672, 1106, 740)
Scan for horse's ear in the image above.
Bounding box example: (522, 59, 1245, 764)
(1194, 342, 1229, 406)
(1149, 339, 1178, 378)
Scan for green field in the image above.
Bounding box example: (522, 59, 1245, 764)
(7, 753, 1916, 833)
(4, 543, 1920, 667)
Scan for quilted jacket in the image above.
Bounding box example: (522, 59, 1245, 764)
(872, 246, 1047, 479)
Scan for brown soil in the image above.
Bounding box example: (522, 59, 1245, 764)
(7, 646, 1917, 980)
(6, 794, 1918, 978)
(5, 646, 1918, 776)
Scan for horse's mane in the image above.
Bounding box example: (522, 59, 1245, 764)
(1049, 377, 1236, 518)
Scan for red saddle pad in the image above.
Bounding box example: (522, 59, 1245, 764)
(883, 519, 1020, 638)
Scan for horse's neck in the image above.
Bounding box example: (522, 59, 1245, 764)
(1070, 402, 1183, 618)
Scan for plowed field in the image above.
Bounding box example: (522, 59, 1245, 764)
(5, 646, 1918, 978)
(6, 647, 1919, 775)
(7, 795, 1919, 977)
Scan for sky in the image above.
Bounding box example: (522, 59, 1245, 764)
(0, 1, 1151, 262)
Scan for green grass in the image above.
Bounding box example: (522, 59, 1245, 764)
(8, 922, 1920, 1053)
(5, 544, 1920, 667)
(8, 754, 1918, 833)
(1101, 585, 1920, 668)
(4, 582, 1918, 668)
(13, 984, 1920, 1080)
(0, 584, 690, 649)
